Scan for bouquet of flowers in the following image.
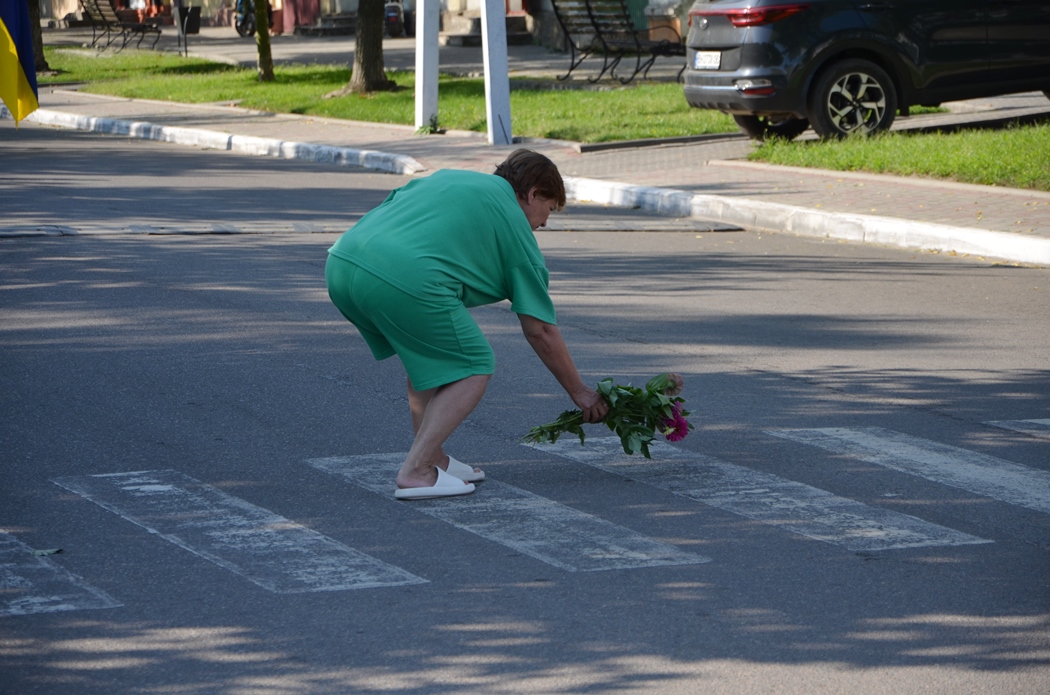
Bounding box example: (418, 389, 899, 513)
(523, 373, 693, 458)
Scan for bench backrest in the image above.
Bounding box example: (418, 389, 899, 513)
(587, 0, 644, 52)
(100, 0, 127, 25)
(87, 0, 128, 27)
(587, 0, 637, 39)
(79, 0, 105, 26)
(550, 0, 598, 49)
(552, 0, 647, 49)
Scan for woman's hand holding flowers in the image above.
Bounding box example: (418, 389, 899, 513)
(525, 373, 694, 458)
(571, 386, 609, 423)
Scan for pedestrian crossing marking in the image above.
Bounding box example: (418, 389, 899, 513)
(985, 419, 1050, 441)
(308, 454, 710, 572)
(52, 471, 427, 593)
(1, 530, 121, 617)
(769, 427, 1050, 515)
(528, 437, 989, 552)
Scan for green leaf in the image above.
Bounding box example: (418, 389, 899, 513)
(645, 373, 671, 392)
(526, 374, 695, 454)
(570, 424, 586, 446)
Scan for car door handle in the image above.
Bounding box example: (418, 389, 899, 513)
(858, 3, 893, 10)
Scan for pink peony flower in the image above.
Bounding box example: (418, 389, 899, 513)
(663, 402, 691, 442)
(663, 373, 685, 397)
(665, 423, 689, 442)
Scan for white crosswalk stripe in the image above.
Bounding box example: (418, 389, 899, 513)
(769, 427, 1050, 515)
(27, 423, 1036, 602)
(308, 454, 711, 572)
(52, 470, 427, 593)
(528, 437, 989, 552)
(985, 419, 1050, 441)
(1, 530, 121, 617)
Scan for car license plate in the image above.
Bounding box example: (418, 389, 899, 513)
(693, 51, 721, 70)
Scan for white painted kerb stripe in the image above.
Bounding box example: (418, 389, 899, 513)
(3, 107, 426, 176)
(1, 531, 121, 617)
(985, 419, 1050, 441)
(770, 427, 1050, 515)
(52, 471, 426, 592)
(308, 454, 709, 572)
(564, 176, 1050, 265)
(528, 437, 988, 552)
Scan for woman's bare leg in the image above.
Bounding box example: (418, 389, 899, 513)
(398, 375, 490, 489)
(407, 378, 435, 435)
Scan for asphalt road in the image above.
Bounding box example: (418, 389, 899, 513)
(2, 124, 1049, 694)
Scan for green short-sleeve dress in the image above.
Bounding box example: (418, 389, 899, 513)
(326, 170, 556, 390)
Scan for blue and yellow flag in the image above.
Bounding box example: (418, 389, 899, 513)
(1, 0, 39, 124)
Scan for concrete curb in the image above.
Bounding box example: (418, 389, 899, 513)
(6, 106, 1047, 265)
(565, 176, 1050, 265)
(707, 159, 1050, 200)
(4, 107, 426, 176)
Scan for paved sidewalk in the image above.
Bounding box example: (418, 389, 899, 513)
(12, 26, 1050, 264)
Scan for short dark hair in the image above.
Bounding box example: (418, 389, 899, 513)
(494, 149, 566, 210)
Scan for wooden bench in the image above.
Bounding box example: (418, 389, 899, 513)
(80, 0, 162, 51)
(550, 0, 685, 84)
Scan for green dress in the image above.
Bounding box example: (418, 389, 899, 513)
(326, 170, 557, 390)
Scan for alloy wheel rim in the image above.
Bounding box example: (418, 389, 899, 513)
(827, 72, 887, 134)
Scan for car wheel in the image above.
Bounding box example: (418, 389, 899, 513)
(808, 59, 897, 139)
(732, 115, 810, 142)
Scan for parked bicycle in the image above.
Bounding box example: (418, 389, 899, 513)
(235, 0, 273, 38)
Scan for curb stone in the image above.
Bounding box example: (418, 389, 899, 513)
(565, 177, 1050, 265)
(6, 106, 1048, 265)
(5, 107, 426, 176)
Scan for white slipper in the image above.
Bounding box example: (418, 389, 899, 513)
(394, 467, 475, 500)
(445, 456, 485, 483)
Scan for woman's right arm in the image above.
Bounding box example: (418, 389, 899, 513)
(518, 314, 608, 423)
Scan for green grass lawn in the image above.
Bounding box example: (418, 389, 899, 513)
(41, 47, 737, 142)
(750, 124, 1050, 191)
(40, 47, 1050, 190)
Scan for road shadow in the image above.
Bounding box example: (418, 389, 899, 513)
(2, 235, 1048, 694)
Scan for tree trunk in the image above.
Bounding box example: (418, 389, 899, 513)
(27, 0, 51, 73)
(254, 0, 275, 82)
(328, 0, 394, 96)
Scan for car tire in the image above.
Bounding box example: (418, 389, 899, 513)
(808, 59, 897, 139)
(732, 115, 810, 142)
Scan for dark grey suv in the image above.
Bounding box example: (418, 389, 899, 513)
(683, 0, 1050, 140)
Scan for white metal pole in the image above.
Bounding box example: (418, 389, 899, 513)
(480, 0, 513, 145)
(414, 0, 440, 131)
